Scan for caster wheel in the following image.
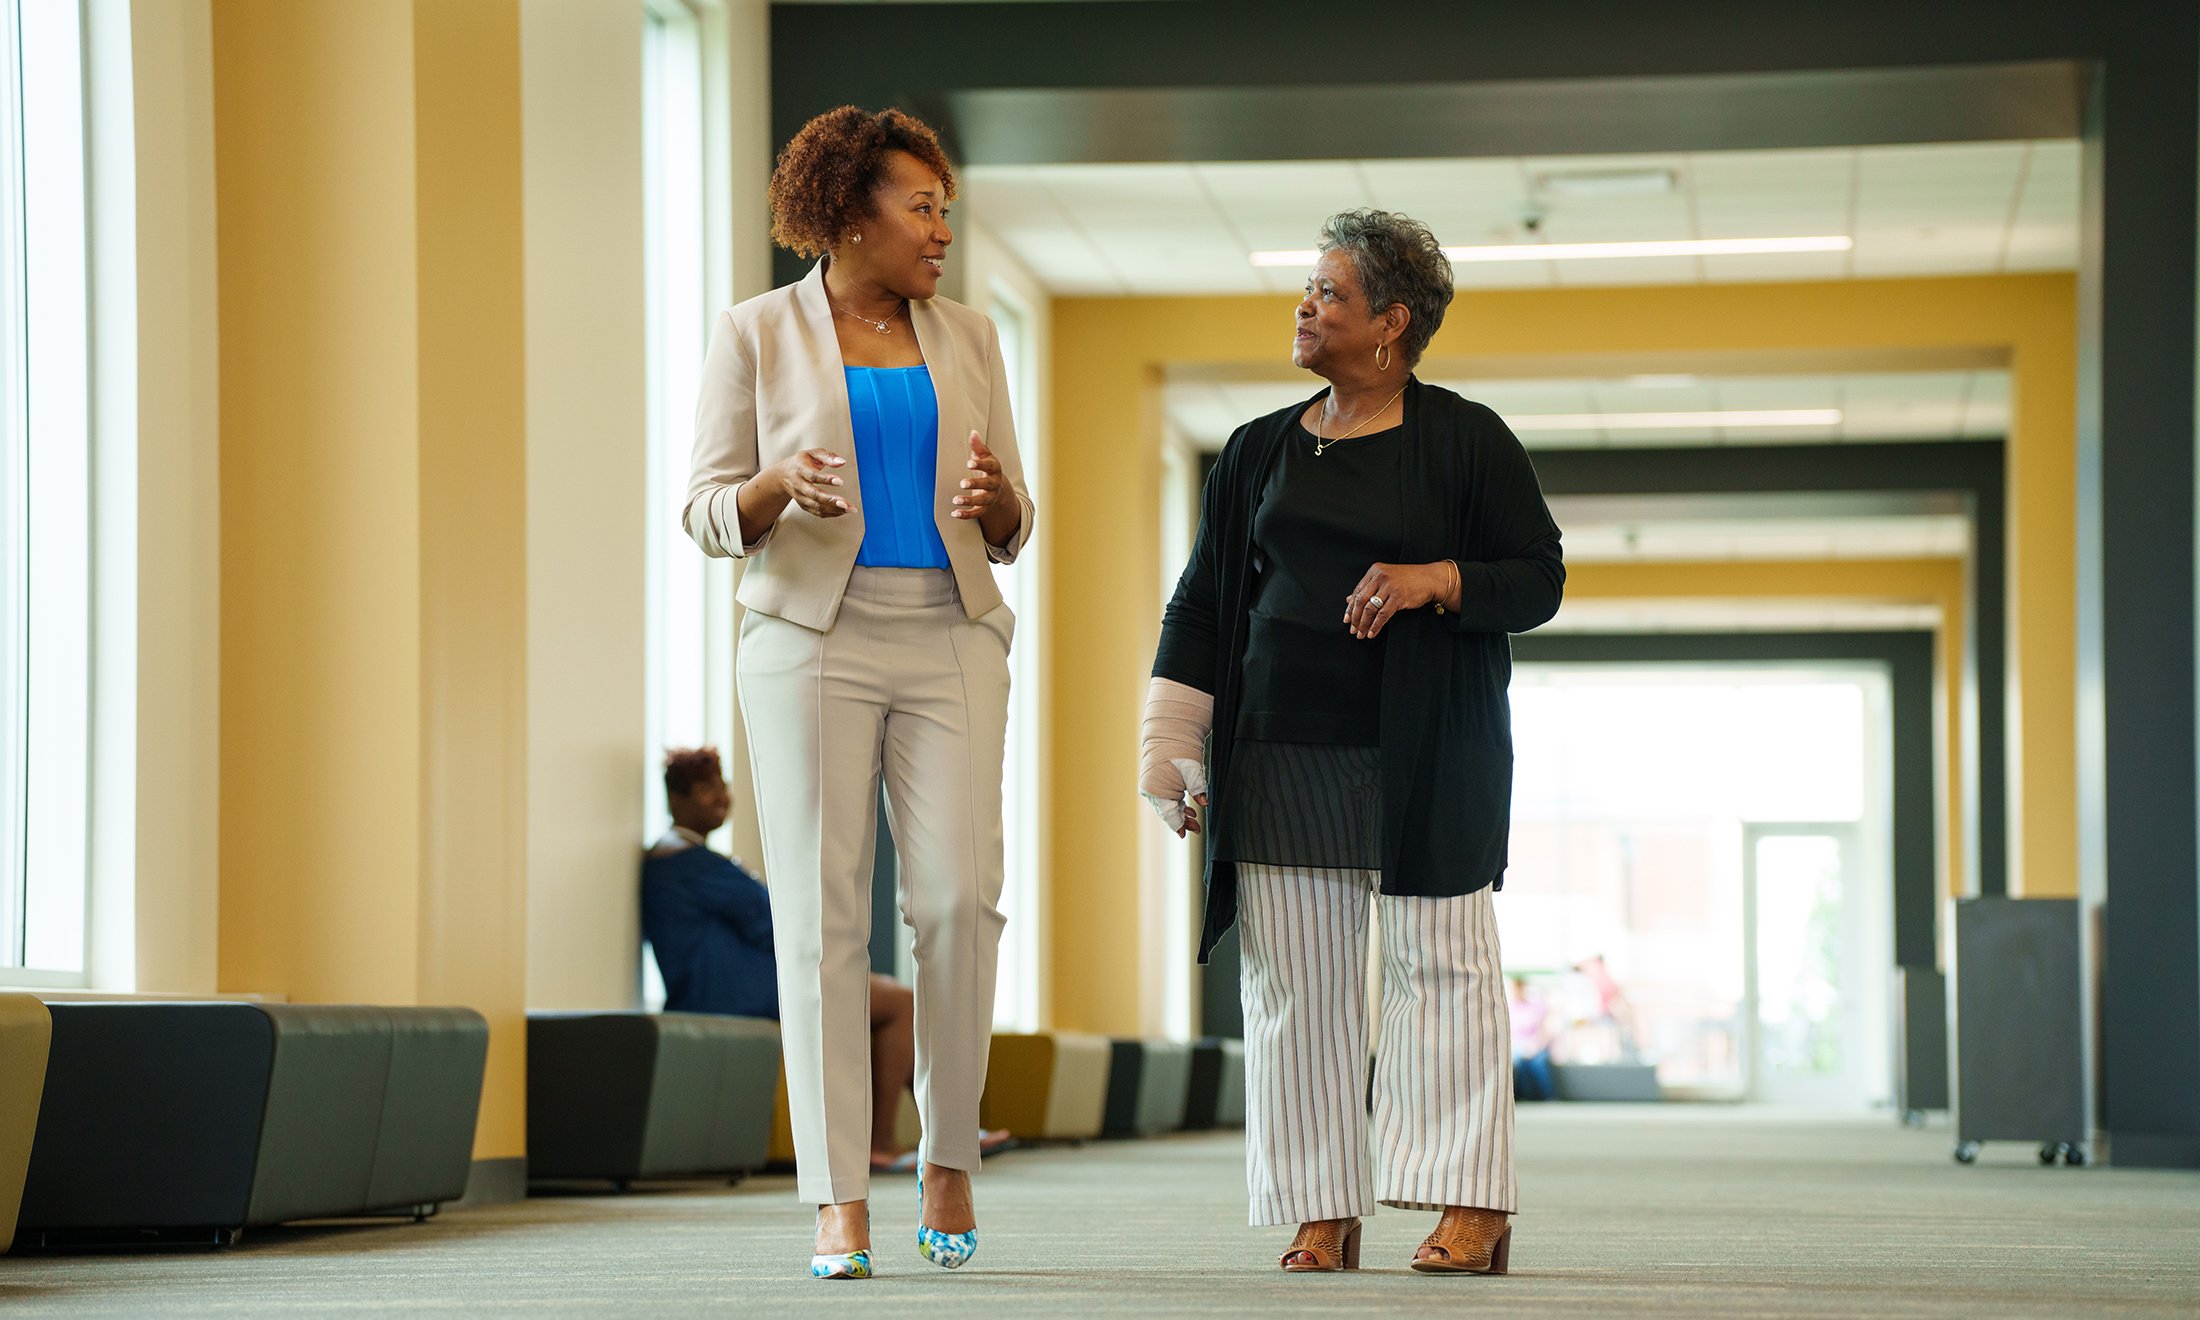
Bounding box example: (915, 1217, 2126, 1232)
(2064, 1147, 2089, 1167)
(1954, 1142, 1980, 1164)
(2039, 1143, 2063, 1165)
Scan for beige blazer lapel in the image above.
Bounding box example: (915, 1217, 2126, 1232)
(792, 261, 863, 523)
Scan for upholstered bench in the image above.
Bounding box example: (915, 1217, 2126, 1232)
(979, 1032, 1109, 1141)
(0, 994, 52, 1253)
(527, 1012, 779, 1186)
(16, 1002, 487, 1245)
(1183, 1037, 1246, 1130)
(1103, 1039, 1192, 1138)
(1552, 1062, 1663, 1102)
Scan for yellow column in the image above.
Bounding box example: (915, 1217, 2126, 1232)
(214, 0, 528, 1166)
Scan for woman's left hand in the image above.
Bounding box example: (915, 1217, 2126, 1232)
(1345, 561, 1454, 639)
(952, 431, 1003, 520)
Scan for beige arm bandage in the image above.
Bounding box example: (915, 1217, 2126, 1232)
(1140, 676, 1213, 833)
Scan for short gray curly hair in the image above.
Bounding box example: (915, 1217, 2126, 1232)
(1317, 209, 1454, 367)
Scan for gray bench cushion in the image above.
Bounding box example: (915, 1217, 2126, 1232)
(19, 1002, 487, 1234)
(527, 1012, 779, 1182)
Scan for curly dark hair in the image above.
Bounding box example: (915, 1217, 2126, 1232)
(1318, 208, 1455, 367)
(663, 746, 724, 800)
(767, 106, 958, 258)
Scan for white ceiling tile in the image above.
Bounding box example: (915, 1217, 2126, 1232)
(1549, 257, 1700, 286)
(1696, 253, 1849, 283)
(1462, 381, 1599, 414)
(1450, 262, 1559, 289)
(987, 231, 1122, 295)
(973, 140, 2076, 296)
(2000, 224, 2081, 270)
(1712, 376, 1842, 409)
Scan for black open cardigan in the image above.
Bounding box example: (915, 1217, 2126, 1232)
(1152, 379, 1565, 962)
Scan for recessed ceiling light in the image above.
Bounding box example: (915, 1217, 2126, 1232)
(1249, 236, 1853, 267)
(1508, 409, 1842, 431)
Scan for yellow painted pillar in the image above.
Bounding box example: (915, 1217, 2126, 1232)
(213, 0, 528, 1168)
(2007, 322, 2080, 897)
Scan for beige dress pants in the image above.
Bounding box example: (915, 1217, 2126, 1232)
(1238, 863, 1517, 1226)
(737, 566, 1012, 1205)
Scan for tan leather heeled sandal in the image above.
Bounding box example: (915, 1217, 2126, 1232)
(1279, 1217, 1362, 1272)
(1410, 1206, 1510, 1275)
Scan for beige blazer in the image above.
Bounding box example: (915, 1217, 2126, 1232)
(685, 259, 1035, 632)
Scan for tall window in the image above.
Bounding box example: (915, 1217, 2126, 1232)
(643, 0, 707, 808)
(3, 0, 91, 984)
(640, 0, 708, 1007)
(989, 293, 1041, 1030)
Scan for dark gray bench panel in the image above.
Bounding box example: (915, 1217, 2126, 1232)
(20, 1004, 275, 1231)
(17, 1001, 487, 1237)
(528, 1012, 778, 1183)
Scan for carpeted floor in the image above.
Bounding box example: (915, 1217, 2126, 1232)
(4, 1105, 2198, 1317)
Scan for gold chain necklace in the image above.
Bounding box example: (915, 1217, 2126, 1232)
(1314, 382, 1408, 456)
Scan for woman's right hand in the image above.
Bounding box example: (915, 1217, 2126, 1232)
(775, 448, 851, 517)
(1140, 677, 1214, 838)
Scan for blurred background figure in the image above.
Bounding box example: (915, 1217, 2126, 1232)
(1573, 955, 1641, 1063)
(1509, 976, 1559, 1102)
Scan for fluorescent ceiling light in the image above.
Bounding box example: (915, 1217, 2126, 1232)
(1249, 236, 1852, 267)
(1509, 409, 1842, 431)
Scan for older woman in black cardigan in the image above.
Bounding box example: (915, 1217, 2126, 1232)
(1142, 209, 1562, 1276)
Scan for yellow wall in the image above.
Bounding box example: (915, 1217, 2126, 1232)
(1564, 558, 1969, 899)
(517, 0, 648, 1011)
(213, 0, 528, 1162)
(1050, 275, 2078, 1033)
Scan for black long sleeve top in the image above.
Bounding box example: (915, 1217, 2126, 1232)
(1152, 379, 1565, 962)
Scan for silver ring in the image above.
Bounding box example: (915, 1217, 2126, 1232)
(1368, 596, 1383, 608)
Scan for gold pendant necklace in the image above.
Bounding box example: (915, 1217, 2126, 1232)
(1315, 382, 1409, 456)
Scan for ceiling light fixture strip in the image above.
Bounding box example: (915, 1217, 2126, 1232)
(1250, 236, 1853, 267)
(1508, 409, 1843, 431)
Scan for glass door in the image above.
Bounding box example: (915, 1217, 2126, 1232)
(1743, 824, 1866, 1105)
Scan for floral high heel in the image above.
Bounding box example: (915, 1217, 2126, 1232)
(916, 1160, 978, 1269)
(811, 1207, 872, 1280)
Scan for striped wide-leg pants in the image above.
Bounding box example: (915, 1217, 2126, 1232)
(1238, 863, 1517, 1226)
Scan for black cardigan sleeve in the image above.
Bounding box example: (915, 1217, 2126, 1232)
(1151, 428, 1240, 692)
(1445, 408, 1566, 635)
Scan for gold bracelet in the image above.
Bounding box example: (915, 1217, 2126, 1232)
(1435, 558, 1460, 615)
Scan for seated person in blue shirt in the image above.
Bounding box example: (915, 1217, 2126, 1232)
(648, 747, 1014, 1171)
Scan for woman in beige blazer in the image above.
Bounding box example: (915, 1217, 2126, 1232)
(685, 107, 1033, 1280)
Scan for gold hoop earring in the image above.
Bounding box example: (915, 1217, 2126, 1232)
(1375, 342, 1392, 371)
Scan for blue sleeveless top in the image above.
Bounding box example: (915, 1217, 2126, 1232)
(845, 366, 951, 570)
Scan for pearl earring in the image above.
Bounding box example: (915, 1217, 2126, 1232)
(849, 232, 863, 244)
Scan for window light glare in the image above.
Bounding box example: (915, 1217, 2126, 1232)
(1249, 236, 1853, 267)
(1509, 409, 1843, 431)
